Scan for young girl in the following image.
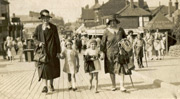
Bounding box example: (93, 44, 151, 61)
(84, 39, 103, 93)
(17, 38, 23, 62)
(60, 40, 80, 91)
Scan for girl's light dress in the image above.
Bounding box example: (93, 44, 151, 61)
(84, 48, 101, 73)
(17, 41, 23, 56)
(62, 49, 79, 74)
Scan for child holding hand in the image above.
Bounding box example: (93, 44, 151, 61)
(60, 40, 80, 91)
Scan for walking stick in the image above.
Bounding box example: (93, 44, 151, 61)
(129, 75, 134, 88)
(29, 67, 37, 90)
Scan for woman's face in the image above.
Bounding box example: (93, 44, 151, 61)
(41, 17, 50, 24)
(90, 42, 97, 50)
(66, 42, 72, 49)
(110, 21, 117, 28)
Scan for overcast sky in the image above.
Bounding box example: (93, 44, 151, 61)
(9, 0, 174, 22)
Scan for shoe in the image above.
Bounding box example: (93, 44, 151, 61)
(68, 87, 72, 90)
(73, 88, 77, 91)
(120, 87, 127, 92)
(50, 84, 55, 91)
(141, 65, 144, 68)
(42, 86, 48, 93)
(111, 88, 117, 91)
(95, 90, 99, 93)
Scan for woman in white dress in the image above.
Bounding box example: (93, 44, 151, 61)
(17, 38, 24, 62)
(6, 36, 12, 61)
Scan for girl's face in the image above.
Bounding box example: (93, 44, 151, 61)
(90, 42, 97, 50)
(66, 42, 72, 49)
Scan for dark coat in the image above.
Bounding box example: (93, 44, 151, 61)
(100, 27, 126, 74)
(33, 23, 61, 80)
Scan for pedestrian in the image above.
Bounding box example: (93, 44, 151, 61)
(17, 38, 24, 62)
(60, 40, 80, 91)
(61, 37, 66, 52)
(76, 36, 82, 53)
(153, 28, 162, 60)
(100, 14, 127, 92)
(144, 30, 154, 60)
(33, 9, 61, 93)
(6, 36, 12, 61)
(133, 33, 146, 68)
(84, 39, 103, 93)
(95, 37, 101, 49)
(11, 38, 17, 60)
(127, 30, 134, 44)
(161, 33, 166, 57)
(2, 37, 7, 59)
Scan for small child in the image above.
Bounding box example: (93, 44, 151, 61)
(84, 39, 103, 93)
(60, 40, 80, 91)
(133, 33, 146, 68)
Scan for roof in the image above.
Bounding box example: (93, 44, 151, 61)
(15, 15, 41, 23)
(1, 0, 9, 4)
(116, 4, 151, 17)
(151, 5, 176, 16)
(91, 3, 101, 10)
(81, 9, 95, 20)
(99, 0, 126, 16)
(145, 12, 174, 30)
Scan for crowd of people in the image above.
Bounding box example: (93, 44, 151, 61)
(32, 9, 167, 94)
(1, 36, 25, 62)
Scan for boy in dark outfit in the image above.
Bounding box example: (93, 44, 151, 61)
(133, 33, 146, 68)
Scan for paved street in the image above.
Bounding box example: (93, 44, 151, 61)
(137, 56, 180, 87)
(0, 54, 178, 99)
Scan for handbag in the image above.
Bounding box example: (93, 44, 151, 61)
(33, 31, 47, 63)
(33, 46, 47, 63)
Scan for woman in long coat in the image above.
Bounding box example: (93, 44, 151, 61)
(101, 15, 127, 91)
(33, 9, 61, 93)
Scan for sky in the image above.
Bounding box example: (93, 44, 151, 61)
(9, 0, 173, 23)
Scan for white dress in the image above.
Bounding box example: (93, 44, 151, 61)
(84, 48, 102, 73)
(17, 41, 23, 56)
(62, 49, 79, 74)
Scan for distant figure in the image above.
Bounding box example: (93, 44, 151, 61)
(133, 33, 146, 68)
(61, 38, 66, 52)
(60, 40, 80, 91)
(127, 30, 134, 44)
(144, 30, 154, 60)
(17, 38, 24, 62)
(2, 37, 7, 59)
(154, 29, 162, 60)
(76, 36, 82, 53)
(6, 36, 12, 61)
(95, 37, 101, 49)
(11, 38, 17, 60)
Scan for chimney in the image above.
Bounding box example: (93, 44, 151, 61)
(175, 0, 179, 10)
(169, 0, 172, 17)
(85, 5, 89, 9)
(159, 1, 161, 6)
(138, 0, 144, 8)
(130, 0, 134, 8)
(95, 0, 99, 4)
